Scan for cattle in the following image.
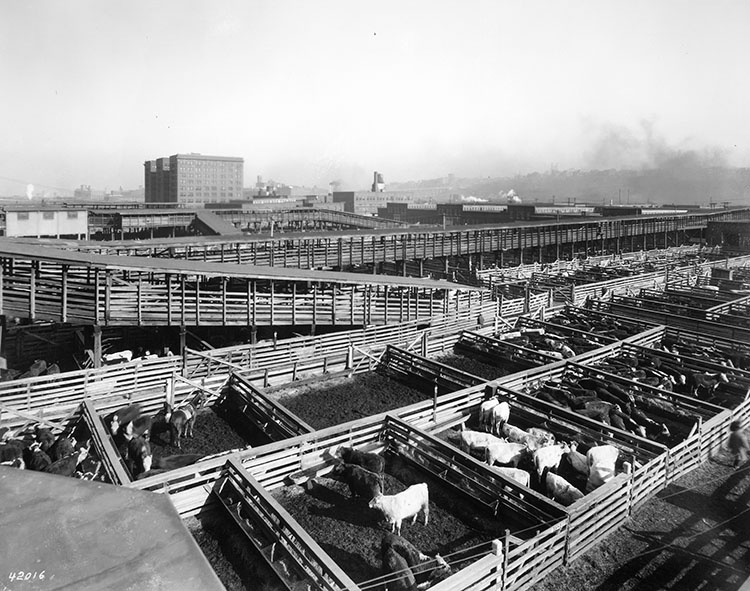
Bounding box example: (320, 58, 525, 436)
(488, 401, 510, 435)
(0, 439, 25, 469)
(485, 441, 528, 468)
(688, 372, 730, 398)
(629, 407, 672, 443)
(126, 435, 152, 478)
(44, 442, 90, 477)
(564, 441, 589, 477)
(18, 359, 47, 379)
(103, 349, 133, 365)
(34, 425, 55, 453)
(450, 428, 504, 456)
(107, 404, 142, 437)
(48, 436, 77, 463)
(479, 391, 510, 434)
(586, 445, 619, 492)
(136, 454, 204, 480)
(169, 391, 208, 449)
(330, 462, 383, 501)
(526, 427, 555, 448)
(500, 422, 552, 450)
(23, 442, 52, 472)
(380, 533, 453, 591)
(369, 483, 429, 536)
(479, 398, 500, 432)
(381, 545, 417, 591)
(490, 466, 531, 488)
(544, 467, 584, 506)
(130, 415, 153, 441)
(533, 443, 571, 480)
(333, 445, 385, 474)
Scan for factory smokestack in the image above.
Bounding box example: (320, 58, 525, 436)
(371, 171, 385, 192)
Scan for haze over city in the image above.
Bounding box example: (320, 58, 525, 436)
(1, 0, 749, 197)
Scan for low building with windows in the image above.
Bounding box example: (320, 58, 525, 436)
(3, 206, 88, 239)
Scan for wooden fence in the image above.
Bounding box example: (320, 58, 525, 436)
(588, 298, 750, 342)
(213, 456, 358, 591)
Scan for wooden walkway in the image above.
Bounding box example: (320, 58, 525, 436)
(0, 242, 490, 326)
(39, 209, 750, 271)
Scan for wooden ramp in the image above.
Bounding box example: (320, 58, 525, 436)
(0, 466, 225, 591)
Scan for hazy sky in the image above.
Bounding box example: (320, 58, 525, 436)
(1, 1, 748, 195)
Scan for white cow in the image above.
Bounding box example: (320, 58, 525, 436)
(545, 470, 584, 506)
(479, 398, 500, 432)
(369, 483, 429, 536)
(585, 444, 619, 492)
(489, 466, 531, 488)
(485, 441, 528, 468)
(565, 441, 589, 477)
(533, 443, 571, 479)
(453, 429, 505, 455)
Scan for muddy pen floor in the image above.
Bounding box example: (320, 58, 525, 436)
(148, 397, 274, 463)
(272, 451, 529, 588)
(435, 352, 531, 382)
(267, 371, 434, 429)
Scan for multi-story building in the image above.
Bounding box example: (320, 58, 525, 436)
(144, 153, 244, 206)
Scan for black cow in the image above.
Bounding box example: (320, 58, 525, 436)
(335, 446, 385, 474)
(48, 436, 76, 462)
(23, 442, 52, 471)
(330, 462, 383, 501)
(43, 442, 90, 477)
(381, 533, 453, 590)
(126, 435, 152, 478)
(106, 404, 142, 437)
(34, 426, 55, 453)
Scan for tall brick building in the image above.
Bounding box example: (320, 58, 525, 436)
(144, 153, 244, 206)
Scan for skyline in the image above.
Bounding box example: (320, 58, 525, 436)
(1, 1, 749, 196)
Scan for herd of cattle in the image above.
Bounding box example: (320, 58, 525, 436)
(0, 389, 216, 484)
(447, 396, 632, 507)
(320, 445, 454, 591)
(0, 424, 99, 480)
(106, 390, 210, 479)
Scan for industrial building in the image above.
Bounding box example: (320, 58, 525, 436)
(144, 153, 244, 206)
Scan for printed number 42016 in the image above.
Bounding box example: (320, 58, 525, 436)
(8, 571, 45, 582)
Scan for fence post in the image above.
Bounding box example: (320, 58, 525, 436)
(432, 380, 438, 424)
(502, 530, 510, 591)
(491, 539, 504, 591)
(168, 372, 176, 406)
(421, 332, 428, 357)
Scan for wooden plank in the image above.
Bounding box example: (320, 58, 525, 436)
(81, 398, 131, 485)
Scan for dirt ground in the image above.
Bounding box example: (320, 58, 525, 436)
(269, 371, 432, 429)
(435, 352, 525, 382)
